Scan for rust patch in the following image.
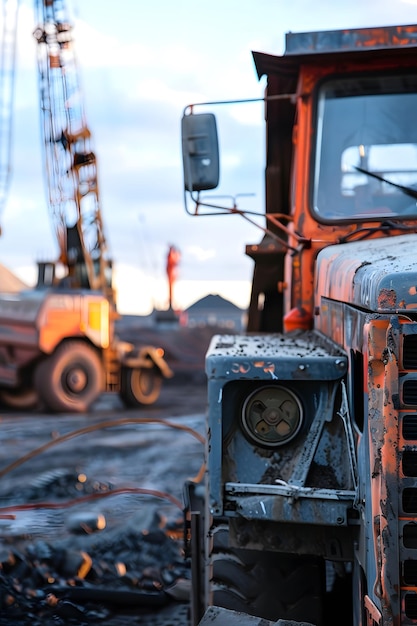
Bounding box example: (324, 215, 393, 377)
(231, 362, 250, 374)
(253, 360, 276, 374)
(378, 288, 396, 309)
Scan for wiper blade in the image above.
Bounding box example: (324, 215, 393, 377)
(339, 219, 414, 244)
(354, 165, 417, 201)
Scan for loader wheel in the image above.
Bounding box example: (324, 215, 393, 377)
(0, 386, 38, 410)
(35, 342, 103, 413)
(208, 522, 325, 625)
(120, 367, 162, 407)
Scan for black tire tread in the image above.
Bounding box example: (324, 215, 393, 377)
(120, 367, 162, 407)
(0, 387, 38, 410)
(35, 341, 102, 413)
(209, 521, 324, 624)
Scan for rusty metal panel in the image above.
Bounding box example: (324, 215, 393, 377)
(229, 517, 354, 559)
(205, 331, 350, 520)
(285, 24, 417, 55)
(225, 484, 354, 526)
(315, 233, 417, 314)
(206, 331, 347, 382)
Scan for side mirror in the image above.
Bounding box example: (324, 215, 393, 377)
(181, 113, 219, 192)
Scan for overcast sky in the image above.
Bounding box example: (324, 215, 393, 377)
(2, 0, 417, 314)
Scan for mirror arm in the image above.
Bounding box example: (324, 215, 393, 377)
(183, 92, 298, 113)
(184, 191, 300, 253)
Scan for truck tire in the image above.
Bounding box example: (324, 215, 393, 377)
(120, 367, 162, 407)
(0, 386, 38, 410)
(208, 522, 325, 625)
(35, 341, 103, 413)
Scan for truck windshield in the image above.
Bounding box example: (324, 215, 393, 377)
(313, 73, 417, 221)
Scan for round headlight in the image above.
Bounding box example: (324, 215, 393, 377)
(241, 385, 303, 448)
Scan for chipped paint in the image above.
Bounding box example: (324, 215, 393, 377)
(315, 234, 417, 314)
(378, 289, 397, 309)
(231, 362, 250, 374)
(253, 361, 278, 378)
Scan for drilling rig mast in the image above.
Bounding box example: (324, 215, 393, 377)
(33, 0, 112, 298)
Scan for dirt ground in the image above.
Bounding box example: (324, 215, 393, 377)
(0, 325, 213, 626)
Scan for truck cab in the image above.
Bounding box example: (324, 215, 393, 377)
(182, 24, 417, 626)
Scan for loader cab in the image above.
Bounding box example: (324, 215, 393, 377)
(37, 261, 56, 288)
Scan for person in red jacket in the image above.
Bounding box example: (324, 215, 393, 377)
(166, 245, 181, 309)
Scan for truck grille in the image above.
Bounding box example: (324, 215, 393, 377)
(404, 560, 417, 584)
(395, 325, 417, 621)
(402, 451, 417, 476)
(403, 334, 417, 370)
(405, 594, 417, 620)
(403, 488, 417, 513)
(403, 523, 417, 548)
(403, 415, 417, 439)
(403, 380, 417, 405)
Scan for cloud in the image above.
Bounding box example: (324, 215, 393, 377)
(186, 246, 216, 263)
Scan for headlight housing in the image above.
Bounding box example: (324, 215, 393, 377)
(241, 385, 303, 448)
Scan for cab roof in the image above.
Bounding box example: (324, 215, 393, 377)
(285, 23, 417, 55)
(252, 23, 417, 82)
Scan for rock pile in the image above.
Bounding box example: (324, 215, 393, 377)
(0, 506, 190, 625)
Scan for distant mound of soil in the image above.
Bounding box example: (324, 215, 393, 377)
(0, 264, 29, 293)
(115, 318, 227, 382)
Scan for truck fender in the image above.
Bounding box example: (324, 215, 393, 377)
(121, 345, 174, 379)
